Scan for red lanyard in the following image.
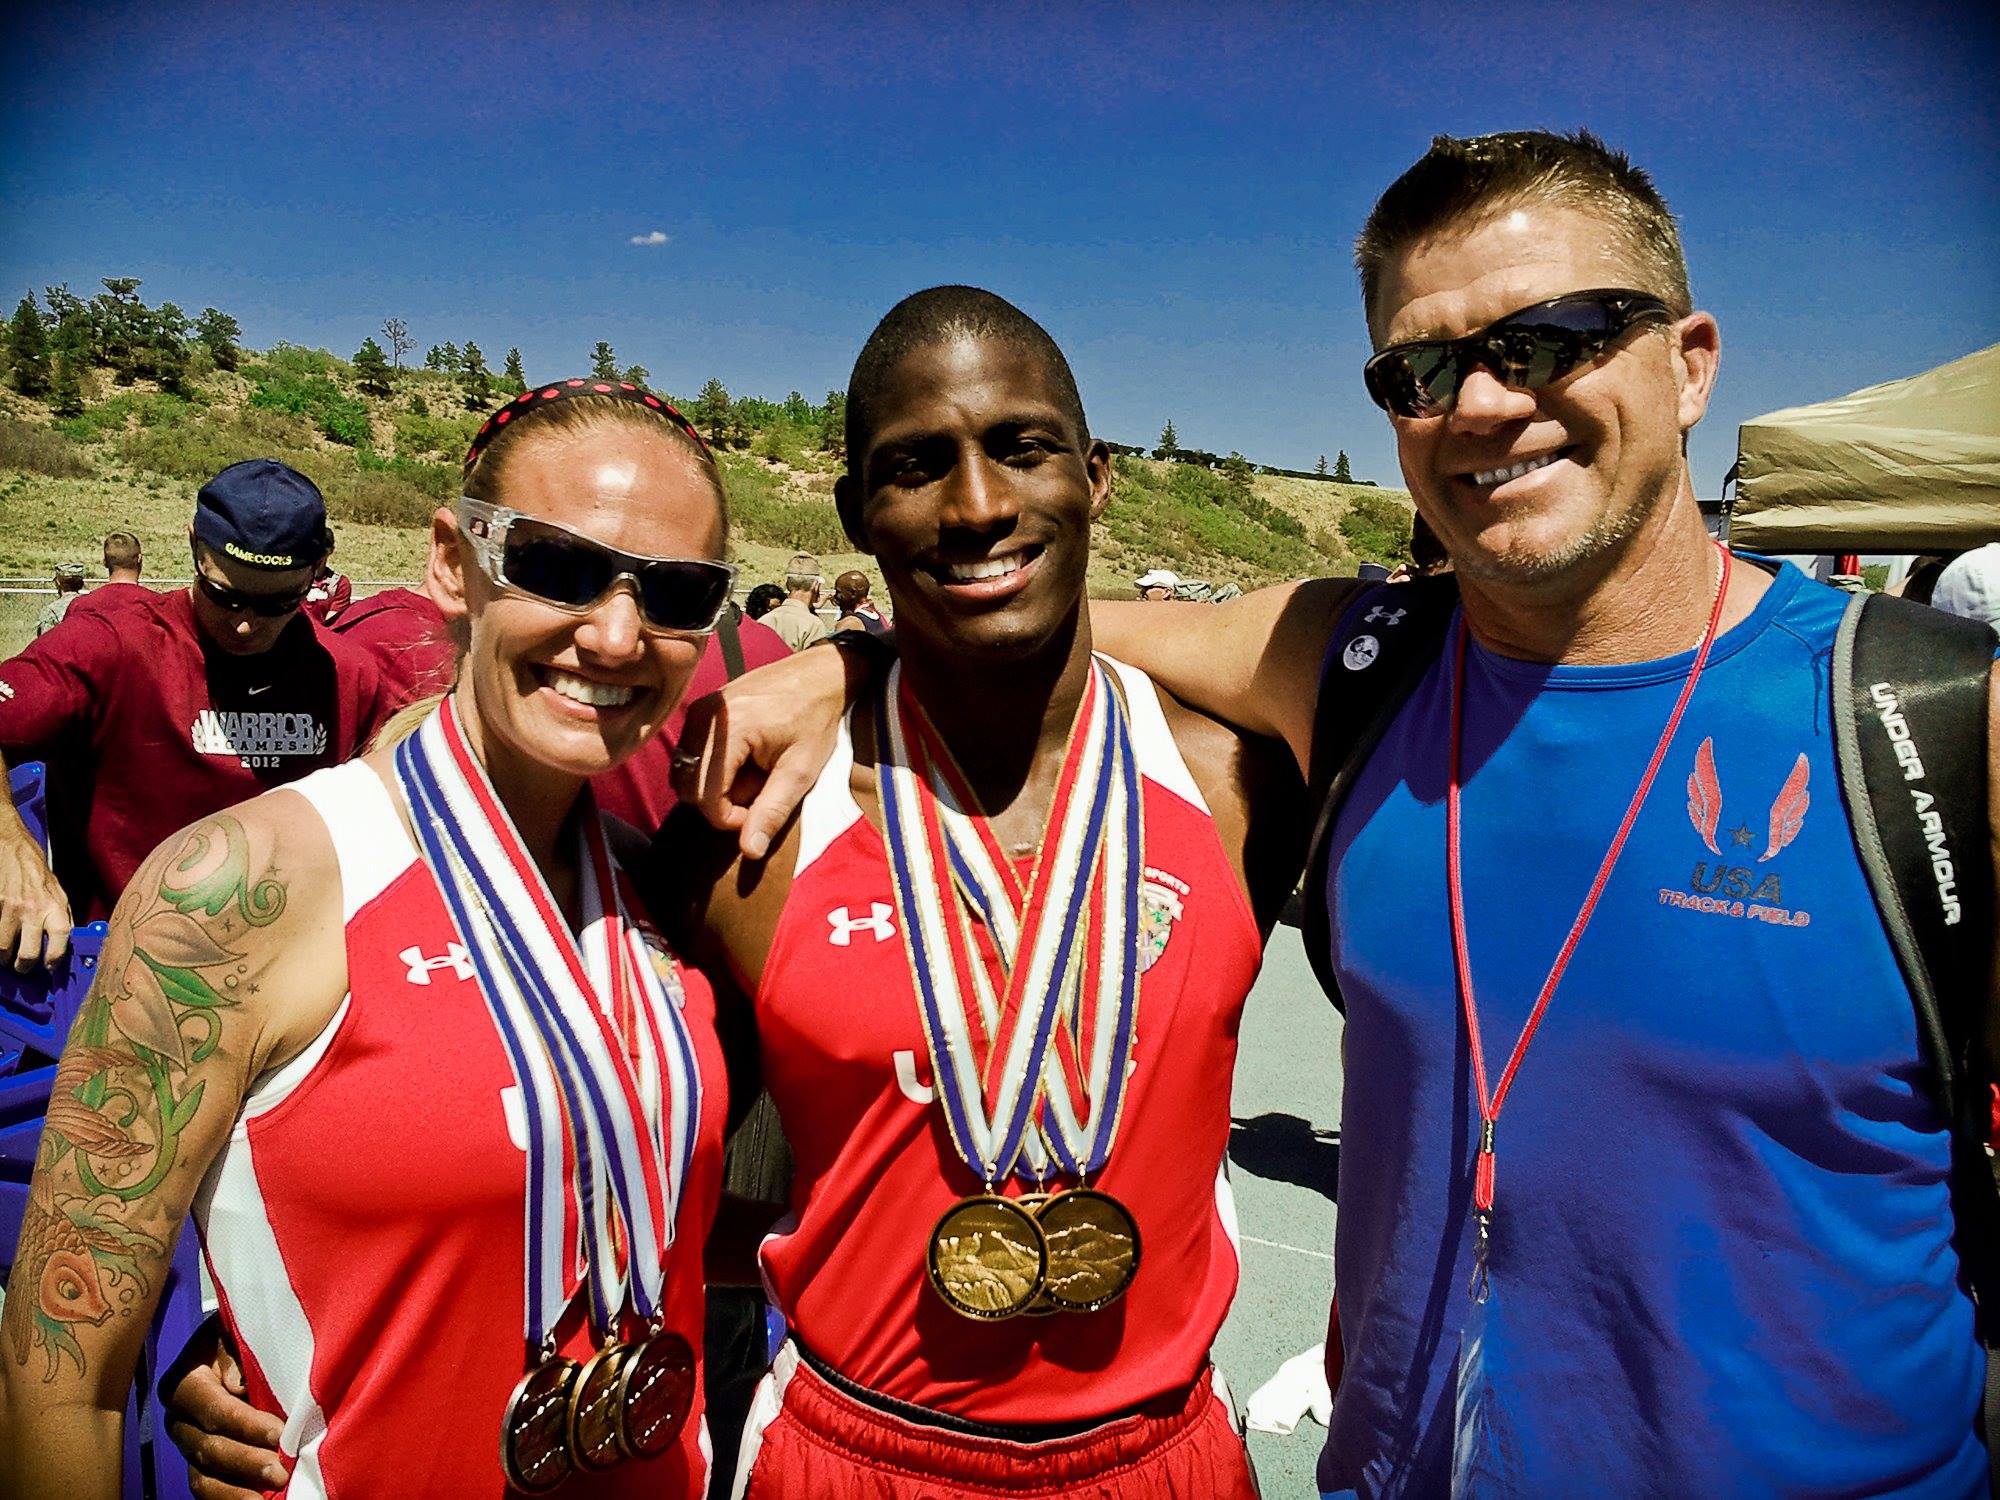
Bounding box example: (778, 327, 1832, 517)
(1446, 545, 1732, 1299)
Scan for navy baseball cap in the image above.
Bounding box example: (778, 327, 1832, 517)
(192, 459, 331, 570)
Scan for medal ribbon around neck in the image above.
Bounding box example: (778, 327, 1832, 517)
(879, 657, 1142, 1184)
(905, 663, 1143, 1178)
(395, 698, 700, 1345)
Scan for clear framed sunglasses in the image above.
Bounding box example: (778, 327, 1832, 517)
(456, 496, 737, 635)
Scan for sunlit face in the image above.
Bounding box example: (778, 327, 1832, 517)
(442, 422, 726, 782)
(188, 541, 314, 656)
(836, 337, 1109, 667)
(1371, 202, 1715, 590)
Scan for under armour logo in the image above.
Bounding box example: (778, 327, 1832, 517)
(1364, 604, 1406, 626)
(1342, 634, 1381, 671)
(0, 680, 13, 702)
(827, 903, 896, 945)
(400, 942, 475, 984)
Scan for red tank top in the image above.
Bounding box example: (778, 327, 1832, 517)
(755, 658, 1263, 1423)
(193, 762, 728, 1498)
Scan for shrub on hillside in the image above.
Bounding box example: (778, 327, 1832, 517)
(0, 418, 92, 478)
(394, 410, 481, 463)
(250, 369, 371, 447)
(358, 449, 456, 500)
(721, 457, 849, 554)
(55, 390, 197, 442)
(334, 470, 437, 529)
(1337, 492, 1413, 564)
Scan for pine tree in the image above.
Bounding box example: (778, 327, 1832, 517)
(590, 341, 619, 380)
(461, 341, 494, 409)
(504, 347, 527, 392)
(693, 377, 732, 446)
(381, 317, 412, 371)
(8, 295, 52, 397)
(1333, 450, 1353, 483)
(621, 363, 649, 387)
(424, 344, 445, 372)
(194, 308, 242, 371)
(352, 336, 393, 397)
(49, 349, 85, 418)
(441, 341, 463, 374)
(1221, 451, 1255, 501)
(1155, 419, 1178, 459)
(1315, 454, 1328, 477)
(817, 390, 846, 456)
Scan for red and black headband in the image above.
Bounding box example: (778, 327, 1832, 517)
(462, 379, 709, 478)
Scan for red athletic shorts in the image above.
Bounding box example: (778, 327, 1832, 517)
(731, 1344, 1258, 1498)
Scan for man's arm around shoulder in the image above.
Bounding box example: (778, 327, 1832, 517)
(1092, 577, 1362, 779)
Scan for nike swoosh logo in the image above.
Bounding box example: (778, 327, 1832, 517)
(246, 685, 274, 696)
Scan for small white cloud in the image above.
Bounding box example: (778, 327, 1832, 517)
(629, 230, 669, 247)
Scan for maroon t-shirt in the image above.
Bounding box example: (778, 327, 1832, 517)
(329, 587, 456, 705)
(0, 589, 398, 920)
(593, 613, 791, 836)
(64, 581, 155, 621)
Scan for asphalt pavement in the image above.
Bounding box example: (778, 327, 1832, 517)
(1215, 922, 1346, 1498)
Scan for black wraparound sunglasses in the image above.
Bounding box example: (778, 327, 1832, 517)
(1363, 288, 1675, 419)
(456, 497, 737, 635)
(189, 545, 313, 616)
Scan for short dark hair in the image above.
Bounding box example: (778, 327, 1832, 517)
(1356, 130, 1692, 340)
(744, 582, 786, 620)
(102, 530, 142, 572)
(845, 286, 1088, 460)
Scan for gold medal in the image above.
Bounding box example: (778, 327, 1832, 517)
(500, 1355, 581, 1494)
(926, 1194, 1047, 1319)
(567, 1342, 632, 1472)
(616, 1330, 696, 1459)
(1013, 1193, 1061, 1316)
(1035, 1188, 1140, 1312)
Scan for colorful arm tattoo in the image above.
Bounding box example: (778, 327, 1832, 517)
(2, 815, 284, 1383)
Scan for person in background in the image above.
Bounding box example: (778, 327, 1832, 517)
(302, 544, 354, 626)
(830, 568, 889, 634)
(65, 531, 151, 623)
(33, 565, 85, 636)
(763, 551, 829, 650)
(326, 583, 458, 701)
(744, 582, 786, 621)
(1135, 566, 1181, 600)
(1928, 541, 2000, 627)
(0, 458, 397, 966)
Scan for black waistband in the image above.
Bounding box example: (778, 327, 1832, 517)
(790, 1339, 1181, 1444)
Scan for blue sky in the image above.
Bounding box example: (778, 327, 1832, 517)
(3, 1, 1995, 494)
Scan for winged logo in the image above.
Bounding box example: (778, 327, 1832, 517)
(1685, 737, 1810, 863)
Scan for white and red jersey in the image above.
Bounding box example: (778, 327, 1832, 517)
(192, 761, 729, 1498)
(754, 657, 1262, 1425)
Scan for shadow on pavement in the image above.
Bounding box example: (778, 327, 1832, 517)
(1229, 1112, 1339, 1200)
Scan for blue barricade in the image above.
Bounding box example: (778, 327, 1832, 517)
(0, 762, 197, 1499)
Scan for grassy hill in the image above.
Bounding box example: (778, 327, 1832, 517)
(0, 341, 1411, 647)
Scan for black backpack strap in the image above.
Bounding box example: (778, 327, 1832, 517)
(1300, 576, 1461, 1010)
(1832, 591, 2000, 1482)
(717, 604, 747, 681)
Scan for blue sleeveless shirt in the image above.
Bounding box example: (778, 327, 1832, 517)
(1319, 561, 1983, 1498)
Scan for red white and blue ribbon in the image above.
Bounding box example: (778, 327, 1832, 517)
(394, 697, 700, 1347)
(877, 657, 1142, 1185)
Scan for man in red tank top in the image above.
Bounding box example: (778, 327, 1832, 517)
(668, 288, 1302, 1498)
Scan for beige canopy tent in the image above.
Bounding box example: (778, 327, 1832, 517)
(1728, 342, 2000, 554)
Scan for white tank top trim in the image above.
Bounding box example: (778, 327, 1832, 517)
(239, 761, 416, 1117)
(1099, 654, 1210, 814)
(793, 707, 862, 877)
